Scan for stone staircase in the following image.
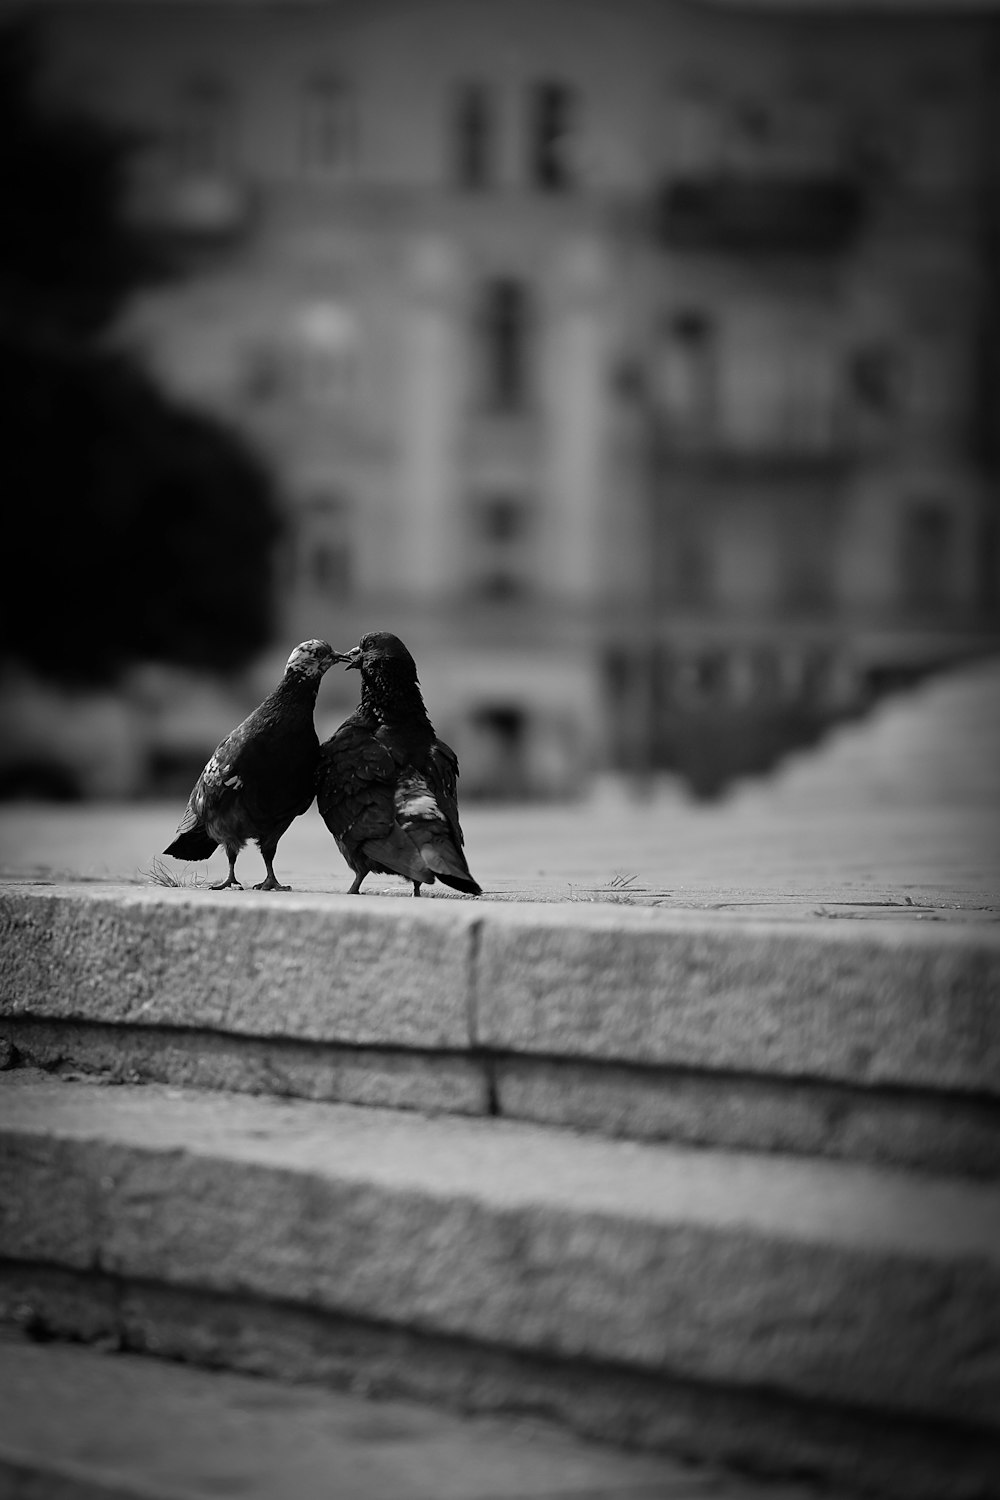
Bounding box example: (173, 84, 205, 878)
(1, 885, 998, 1499)
(761, 655, 1000, 809)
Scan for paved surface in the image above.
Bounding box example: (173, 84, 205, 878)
(0, 1330, 825, 1500)
(2, 653, 999, 918)
(0, 788, 998, 922)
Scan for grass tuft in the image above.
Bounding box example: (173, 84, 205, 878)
(140, 856, 209, 889)
(568, 870, 647, 904)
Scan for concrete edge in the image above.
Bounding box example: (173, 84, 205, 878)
(4, 1015, 999, 1179)
(2, 884, 999, 1096)
(1, 1077, 999, 1429)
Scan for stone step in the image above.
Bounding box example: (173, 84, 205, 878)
(766, 657, 1000, 807)
(1, 1072, 998, 1500)
(2, 886, 998, 1177)
(2, 1329, 805, 1500)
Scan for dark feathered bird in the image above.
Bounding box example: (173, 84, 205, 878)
(164, 639, 343, 890)
(317, 631, 481, 897)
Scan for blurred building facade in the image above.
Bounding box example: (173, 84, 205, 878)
(31, 0, 1000, 795)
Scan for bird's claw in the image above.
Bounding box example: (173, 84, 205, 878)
(210, 878, 243, 891)
(253, 878, 291, 891)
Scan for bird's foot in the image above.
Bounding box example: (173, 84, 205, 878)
(210, 877, 243, 891)
(253, 876, 291, 892)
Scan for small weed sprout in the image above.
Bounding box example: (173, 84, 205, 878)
(141, 856, 209, 889)
(568, 871, 646, 904)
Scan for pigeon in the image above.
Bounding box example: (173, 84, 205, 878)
(164, 639, 344, 891)
(317, 631, 482, 897)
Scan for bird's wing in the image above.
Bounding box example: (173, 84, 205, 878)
(317, 720, 399, 845)
(392, 742, 475, 887)
(191, 691, 319, 832)
(425, 739, 465, 846)
(187, 739, 247, 823)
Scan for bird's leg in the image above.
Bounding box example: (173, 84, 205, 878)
(253, 844, 290, 892)
(347, 871, 367, 895)
(210, 847, 243, 891)
(411, 881, 422, 897)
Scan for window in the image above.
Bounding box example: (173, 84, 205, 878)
(470, 494, 532, 598)
(454, 81, 493, 190)
(719, 319, 838, 455)
(901, 501, 954, 611)
(240, 342, 284, 403)
(654, 311, 716, 450)
(480, 278, 531, 412)
(300, 493, 352, 596)
(666, 86, 723, 175)
(172, 77, 236, 174)
(300, 76, 354, 176)
(727, 99, 776, 174)
(850, 345, 901, 417)
(530, 82, 575, 191)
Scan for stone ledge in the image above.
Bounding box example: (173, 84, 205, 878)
(1, 1074, 998, 1437)
(492, 1054, 1000, 1178)
(475, 905, 1000, 1094)
(0, 886, 477, 1050)
(2, 884, 999, 1099)
(1, 1017, 489, 1117)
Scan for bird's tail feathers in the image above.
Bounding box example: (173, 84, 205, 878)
(362, 829, 434, 886)
(431, 869, 483, 896)
(415, 841, 481, 895)
(163, 824, 218, 861)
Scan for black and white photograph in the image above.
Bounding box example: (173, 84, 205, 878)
(0, 0, 998, 1495)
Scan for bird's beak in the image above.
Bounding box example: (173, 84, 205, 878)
(343, 646, 362, 671)
(330, 650, 353, 663)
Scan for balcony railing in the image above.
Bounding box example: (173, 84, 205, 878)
(655, 436, 854, 478)
(657, 173, 866, 253)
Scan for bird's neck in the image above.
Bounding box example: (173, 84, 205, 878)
(274, 672, 322, 713)
(359, 672, 433, 731)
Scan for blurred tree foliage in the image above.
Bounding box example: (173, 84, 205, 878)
(0, 18, 282, 684)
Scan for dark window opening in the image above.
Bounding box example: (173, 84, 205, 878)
(901, 501, 954, 611)
(474, 705, 526, 749)
(850, 346, 900, 416)
(670, 310, 711, 345)
(469, 705, 530, 799)
(481, 496, 524, 542)
(479, 571, 522, 601)
(656, 310, 716, 448)
(300, 76, 353, 174)
(173, 77, 236, 175)
(471, 494, 530, 599)
(455, 81, 493, 190)
(301, 493, 353, 597)
(481, 277, 530, 412)
(735, 101, 773, 145)
(671, 532, 711, 607)
(309, 542, 349, 594)
(531, 82, 575, 191)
